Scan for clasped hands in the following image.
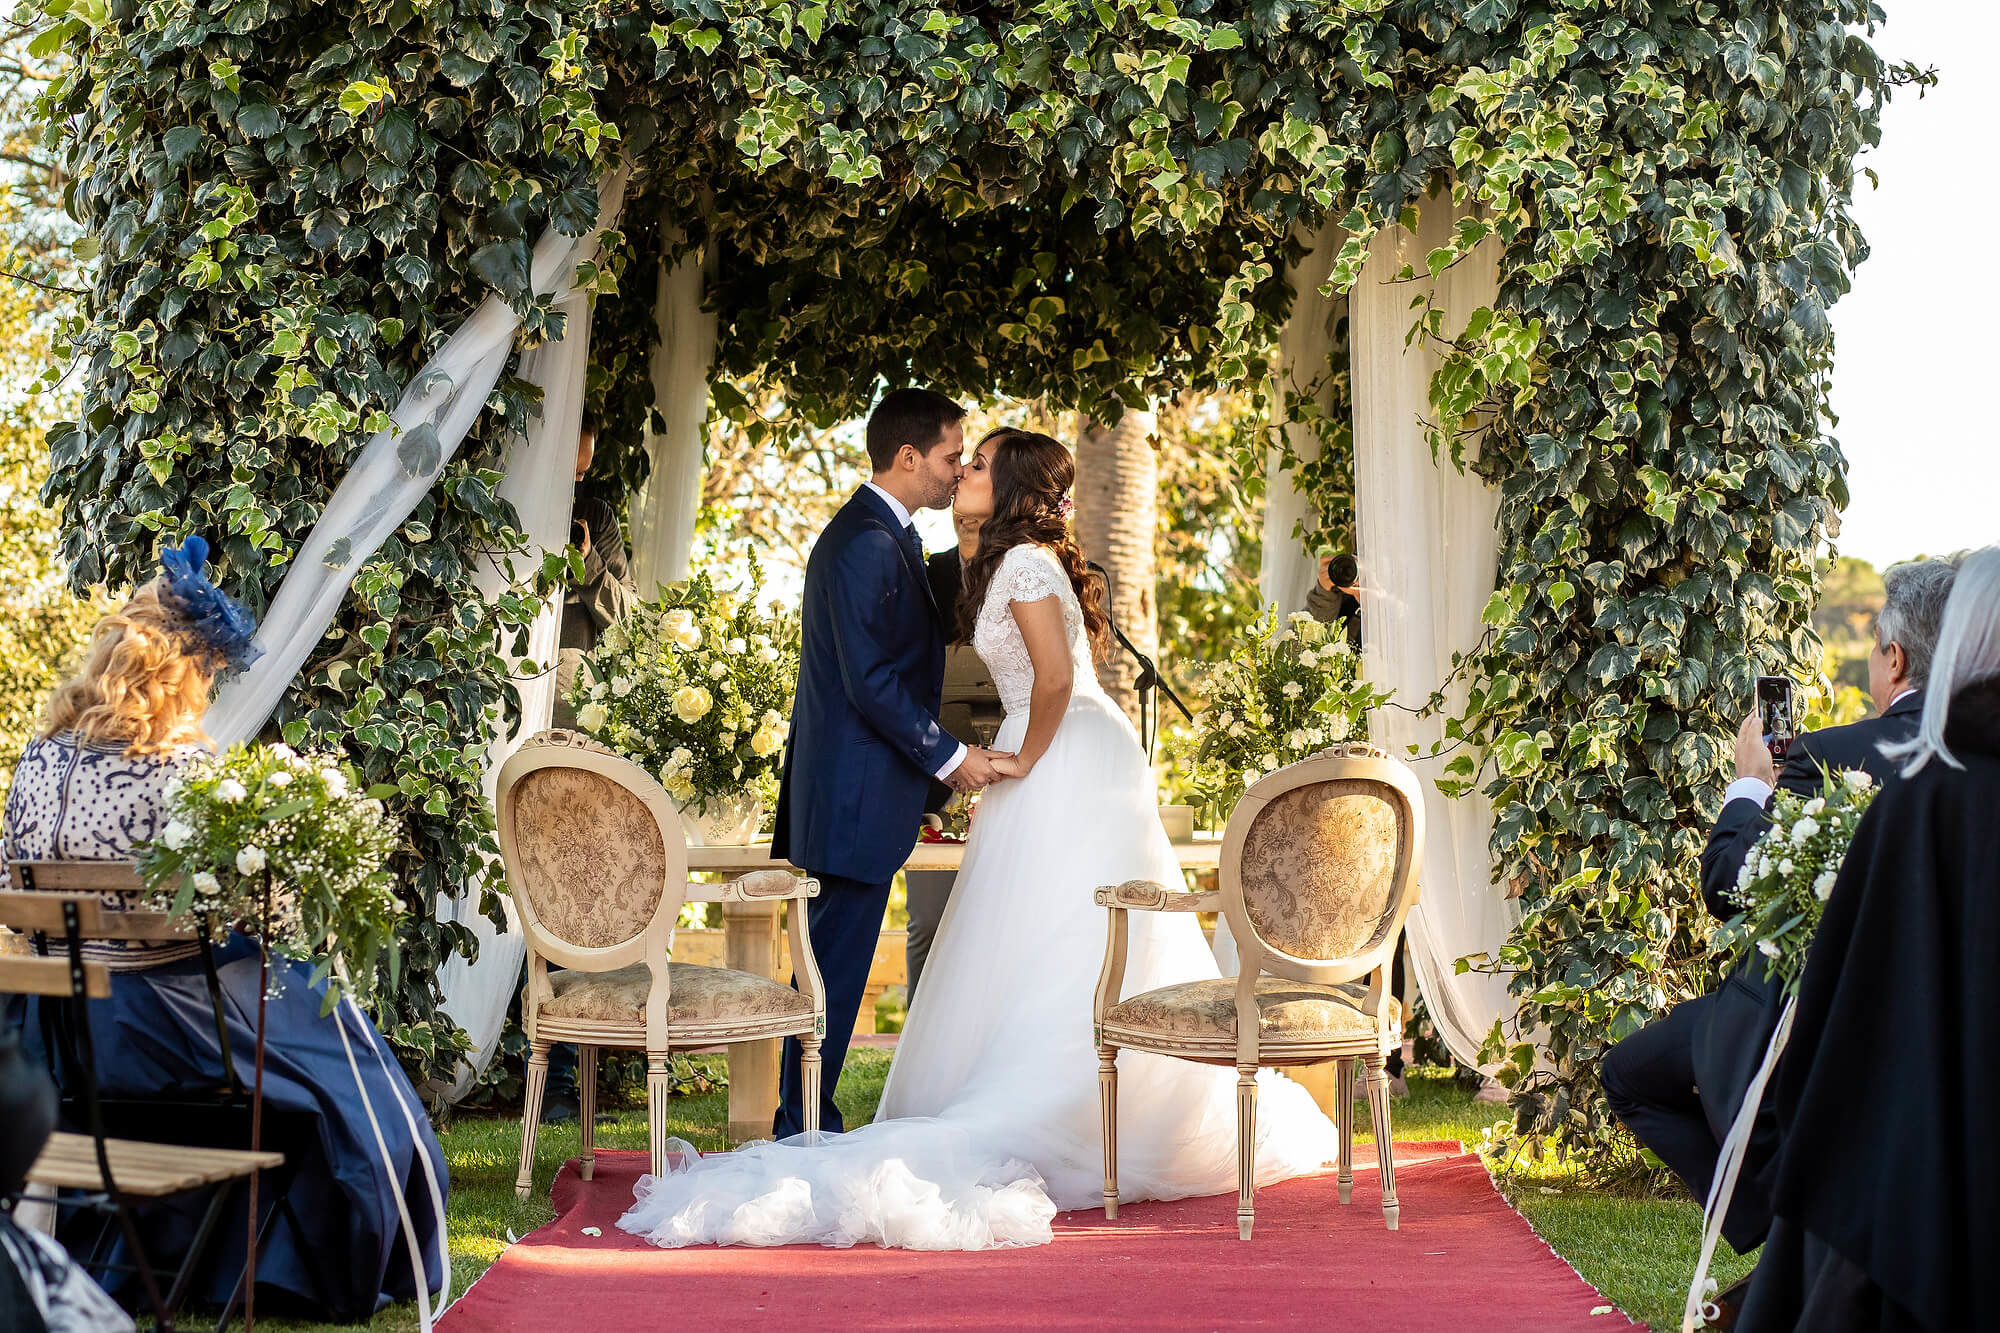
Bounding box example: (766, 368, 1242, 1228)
(947, 746, 1030, 792)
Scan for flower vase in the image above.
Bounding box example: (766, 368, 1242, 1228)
(678, 791, 765, 846)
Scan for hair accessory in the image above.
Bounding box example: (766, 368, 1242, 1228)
(1057, 496, 1075, 520)
(159, 535, 264, 674)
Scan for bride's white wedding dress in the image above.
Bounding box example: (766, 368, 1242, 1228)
(617, 544, 1338, 1250)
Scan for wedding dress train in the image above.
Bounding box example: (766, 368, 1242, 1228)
(617, 545, 1338, 1250)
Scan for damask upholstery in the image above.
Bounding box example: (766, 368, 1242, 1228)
(509, 767, 666, 949)
(1237, 780, 1403, 960)
(1103, 977, 1400, 1052)
(541, 961, 814, 1026)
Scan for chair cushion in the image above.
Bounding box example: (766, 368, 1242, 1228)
(540, 962, 813, 1027)
(1103, 977, 1398, 1052)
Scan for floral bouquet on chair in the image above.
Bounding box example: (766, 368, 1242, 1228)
(1175, 610, 1390, 824)
(567, 563, 800, 817)
(135, 742, 401, 1009)
(1710, 769, 1878, 998)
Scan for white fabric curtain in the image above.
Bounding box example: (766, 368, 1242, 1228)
(197, 167, 629, 1094)
(1259, 220, 1346, 617)
(628, 221, 719, 597)
(1350, 196, 1518, 1071)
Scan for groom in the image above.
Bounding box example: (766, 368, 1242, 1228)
(771, 387, 1011, 1138)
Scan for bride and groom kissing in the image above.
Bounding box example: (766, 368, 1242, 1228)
(616, 389, 1340, 1250)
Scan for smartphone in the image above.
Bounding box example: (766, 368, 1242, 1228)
(1756, 675, 1796, 762)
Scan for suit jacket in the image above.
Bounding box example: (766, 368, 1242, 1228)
(771, 488, 955, 884)
(1304, 582, 1362, 650)
(559, 495, 635, 653)
(1686, 691, 1924, 1239)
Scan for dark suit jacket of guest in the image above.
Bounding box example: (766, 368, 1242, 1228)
(1685, 690, 1924, 1236)
(1305, 581, 1362, 650)
(771, 487, 955, 885)
(559, 495, 635, 653)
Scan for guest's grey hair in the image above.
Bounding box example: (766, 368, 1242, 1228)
(1882, 546, 2000, 776)
(1874, 558, 1959, 691)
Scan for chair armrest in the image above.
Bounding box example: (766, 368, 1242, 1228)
(1092, 879, 1221, 913)
(682, 870, 821, 903)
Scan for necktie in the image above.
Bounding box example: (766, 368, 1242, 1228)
(903, 522, 923, 566)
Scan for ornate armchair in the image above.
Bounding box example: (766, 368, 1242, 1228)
(1093, 744, 1424, 1239)
(497, 731, 826, 1200)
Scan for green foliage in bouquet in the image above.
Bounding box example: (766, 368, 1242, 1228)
(1177, 610, 1388, 825)
(136, 743, 402, 1013)
(1709, 770, 1878, 999)
(568, 566, 800, 813)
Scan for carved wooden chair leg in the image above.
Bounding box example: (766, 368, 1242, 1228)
(1098, 1044, 1120, 1220)
(578, 1044, 598, 1181)
(1235, 1065, 1259, 1241)
(515, 1039, 551, 1200)
(1336, 1057, 1356, 1205)
(647, 1052, 673, 1178)
(800, 1034, 823, 1144)
(1363, 1053, 1399, 1231)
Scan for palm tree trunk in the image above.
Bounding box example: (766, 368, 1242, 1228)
(1074, 405, 1159, 728)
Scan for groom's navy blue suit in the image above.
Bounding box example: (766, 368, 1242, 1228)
(771, 485, 958, 1137)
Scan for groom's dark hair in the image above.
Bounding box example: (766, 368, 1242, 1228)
(867, 388, 965, 472)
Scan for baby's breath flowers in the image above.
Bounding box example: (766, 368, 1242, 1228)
(569, 563, 800, 814)
(1174, 610, 1390, 824)
(1710, 771, 1879, 997)
(137, 743, 402, 1008)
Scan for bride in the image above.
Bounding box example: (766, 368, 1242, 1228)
(618, 428, 1338, 1250)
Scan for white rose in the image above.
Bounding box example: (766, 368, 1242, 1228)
(1812, 871, 1838, 902)
(192, 871, 221, 894)
(1282, 681, 1304, 698)
(1326, 714, 1353, 742)
(577, 702, 609, 732)
(1228, 722, 1246, 738)
(267, 770, 293, 788)
(1801, 797, 1825, 816)
(1790, 817, 1820, 843)
(269, 743, 297, 762)
(672, 686, 712, 723)
(727, 638, 747, 654)
(162, 819, 193, 850)
(666, 775, 696, 802)
(756, 646, 779, 664)
(1217, 710, 1234, 726)
(600, 624, 627, 654)
(1842, 769, 1873, 791)
(215, 779, 248, 804)
(591, 681, 607, 700)
(671, 747, 694, 766)
(611, 676, 634, 698)
(1261, 753, 1279, 771)
(1289, 730, 1307, 749)
(1757, 939, 1781, 959)
(236, 845, 268, 875)
(751, 727, 782, 758)
(708, 661, 729, 680)
(1778, 858, 1795, 877)
(320, 769, 349, 797)
(1298, 650, 1318, 668)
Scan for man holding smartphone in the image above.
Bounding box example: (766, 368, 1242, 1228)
(1600, 558, 1957, 1327)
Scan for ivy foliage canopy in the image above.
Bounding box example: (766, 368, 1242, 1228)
(32, 0, 1910, 1151)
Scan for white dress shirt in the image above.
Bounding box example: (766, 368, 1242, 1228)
(861, 482, 965, 781)
(1723, 687, 1915, 809)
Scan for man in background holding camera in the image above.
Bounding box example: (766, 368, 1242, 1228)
(1601, 557, 1957, 1327)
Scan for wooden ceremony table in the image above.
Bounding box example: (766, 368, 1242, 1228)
(687, 836, 1224, 1145)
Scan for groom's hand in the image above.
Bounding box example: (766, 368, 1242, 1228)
(950, 747, 1014, 791)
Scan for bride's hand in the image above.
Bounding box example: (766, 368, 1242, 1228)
(987, 752, 1029, 781)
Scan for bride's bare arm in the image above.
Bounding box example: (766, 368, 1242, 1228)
(995, 594, 1072, 777)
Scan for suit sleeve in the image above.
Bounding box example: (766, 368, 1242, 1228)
(1700, 796, 1772, 920)
(828, 528, 960, 778)
(1776, 733, 1833, 797)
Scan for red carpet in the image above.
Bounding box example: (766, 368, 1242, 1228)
(439, 1145, 1639, 1331)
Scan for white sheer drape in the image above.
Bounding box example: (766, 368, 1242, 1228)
(628, 222, 718, 597)
(197, 167, 628, 1093)
(1350, 197, 1518, 1071)
(1259, 220, 1346, 617)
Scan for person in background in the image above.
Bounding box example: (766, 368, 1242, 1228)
(0, 540, 446, 1320)
(1739, 546, 2000, 1332)
(552, 412, 635, 730)
(1602, 556, 1957, 1328)
(1307, 551, 1362, 650)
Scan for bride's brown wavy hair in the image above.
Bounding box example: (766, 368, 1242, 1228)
(955, 428, 1111, 661)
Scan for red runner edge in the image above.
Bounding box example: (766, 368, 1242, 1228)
(439, 1144, 1641, 1331)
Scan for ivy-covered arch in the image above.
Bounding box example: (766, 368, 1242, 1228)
(35, 0, 1909, 1157)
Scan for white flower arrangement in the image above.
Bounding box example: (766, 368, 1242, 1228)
(136, 743, 402, 1006)
(1175, 610, 1390, 823)
(1711, 771, 1878, 998)
(568, 564, 800, 814)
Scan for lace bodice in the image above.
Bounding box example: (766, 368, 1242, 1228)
(971, 544, 1101, 715)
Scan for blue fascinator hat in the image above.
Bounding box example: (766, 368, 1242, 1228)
(159, 535, 263, 675)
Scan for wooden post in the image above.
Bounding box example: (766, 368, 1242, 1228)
(721, 899, 783, 1145)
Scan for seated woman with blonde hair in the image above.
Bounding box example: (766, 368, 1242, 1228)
(2, 539, 446, 1321)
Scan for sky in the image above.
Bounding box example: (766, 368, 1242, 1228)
(1827, 2, 2000, 567)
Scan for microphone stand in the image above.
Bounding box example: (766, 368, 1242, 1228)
(1087, 562, 1194, 761)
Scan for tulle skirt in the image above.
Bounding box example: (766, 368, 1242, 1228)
(616, 690, 1337, 1250)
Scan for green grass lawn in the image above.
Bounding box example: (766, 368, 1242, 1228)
(261, 1057, 1742, 1333)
